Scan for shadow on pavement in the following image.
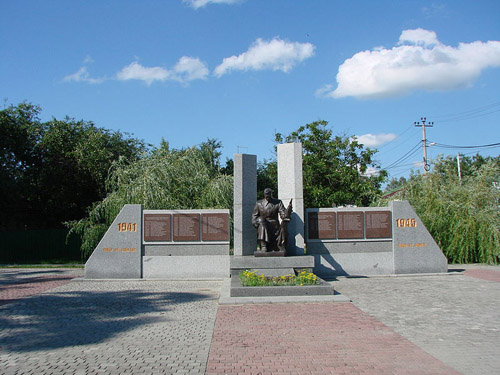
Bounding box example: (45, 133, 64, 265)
(0, 289, 212, 352)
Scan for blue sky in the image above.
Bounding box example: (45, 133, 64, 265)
(1, 0, 499, 180)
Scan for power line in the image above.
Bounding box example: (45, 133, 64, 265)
(431, 101, 500, 123)
(383, 141, 422, 170)
(429, 142, 500, 149)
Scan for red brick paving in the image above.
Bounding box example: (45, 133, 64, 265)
(463, 268, 500, 282)
(0, 273, 77, 306)
(207, 303, 461, 375)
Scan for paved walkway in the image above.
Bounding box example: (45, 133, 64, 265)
(0, 265, 499, 374)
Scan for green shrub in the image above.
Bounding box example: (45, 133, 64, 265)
(377, 158, 500, 264)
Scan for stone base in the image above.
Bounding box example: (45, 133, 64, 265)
(143, 255, 230, 279)
(230, 275, 333, 297)
(254, 250, 285, 257)
(230, 255, 314, 276)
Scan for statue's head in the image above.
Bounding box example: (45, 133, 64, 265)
(264, 188, 273, 201)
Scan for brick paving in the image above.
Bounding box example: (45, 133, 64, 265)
(333, 268, 500, 375)
(0, 268, 83, 306)
(463, 268, 500, 282)
(1, 265, 499, 374)
(207, 303, 460, 375)
(0, 278, 221, 375)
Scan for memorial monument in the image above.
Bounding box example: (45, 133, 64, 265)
(252, 188, 292, 256)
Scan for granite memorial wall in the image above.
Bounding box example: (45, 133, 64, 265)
(306, 200, 447, 277)
(85, 205, 230, 279)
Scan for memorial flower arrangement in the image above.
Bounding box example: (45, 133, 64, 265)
(239, 269, 318, 287)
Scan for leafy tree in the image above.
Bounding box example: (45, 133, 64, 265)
(384, 176, 407, 193)
(257, 159, 277, 198)
(377, 157, 500, 264)
(0, 102, 148, 230)
(274, 120, 387, 207)
(68, 140, 233, 258)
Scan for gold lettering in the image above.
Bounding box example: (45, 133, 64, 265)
(397, 219, 418, 228)
(117, 223, 138, 232)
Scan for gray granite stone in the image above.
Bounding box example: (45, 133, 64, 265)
(277, 143, 305, 255)
(390, 200, 448, 274)
(233, 154, 257, 256)
(312, 252, 394, 278)
(144, 244, 229, 256)
(85, 204, 142, 279)
(230, 255, 314, 275)
(142, 255, 230, 279)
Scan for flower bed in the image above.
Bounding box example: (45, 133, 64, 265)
(239, 269, 319, 287)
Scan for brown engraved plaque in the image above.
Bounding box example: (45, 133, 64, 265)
(172, 213, 200, 242)
(201, 213, 229, 241)
(365, 211, 392, 239)
(337, 211, 364, 239)
(144, 214, 171, 242)
(308, 212, 336, 239)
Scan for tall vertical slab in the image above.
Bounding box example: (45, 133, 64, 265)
(85, 204, 142, 279)
(277, 143, 305, 255)
(233, 154, 257, 256)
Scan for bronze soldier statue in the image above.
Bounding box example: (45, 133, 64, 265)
(252, 188, 292, 253)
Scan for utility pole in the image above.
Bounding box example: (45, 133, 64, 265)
(457, 153, 462, 181)
(414, 117, 434, 173)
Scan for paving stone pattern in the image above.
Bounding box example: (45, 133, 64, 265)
(0, 279, 221, 374)
(0, 268, 83, 306)
(333, 268, 500, 375)
(207, 303, 460, 375)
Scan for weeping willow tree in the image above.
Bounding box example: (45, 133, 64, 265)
(67, 140, 233, 259)
(377, 157, 500, 264)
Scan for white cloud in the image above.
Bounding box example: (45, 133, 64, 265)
(358, 165, 381, 177)
(63, 66, 105, 84)
(398, 28, 439, 47)
(183, 0, 241, 9)
(320, 29, 500, 99)
(214, 37, 315, 77)
(171, 56, 209, 82)
(116, 58, 209, 85)
(116, 62, 170, 85)
(354, 133, 398, 147)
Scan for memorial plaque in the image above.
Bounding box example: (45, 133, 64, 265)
(201, 213, 229, 241)
(172, 213, 200, 242)
(365, 211, 392, 238)
(337, 211, 364, 239)
(308, 212, 336, 239)
(144, 214, 171, 242)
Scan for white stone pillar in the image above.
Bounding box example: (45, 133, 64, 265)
(277, 143, 305, 256)
(233, 154, 257, 256)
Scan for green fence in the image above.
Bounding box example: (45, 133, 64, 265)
(0, 229, 82, 263)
